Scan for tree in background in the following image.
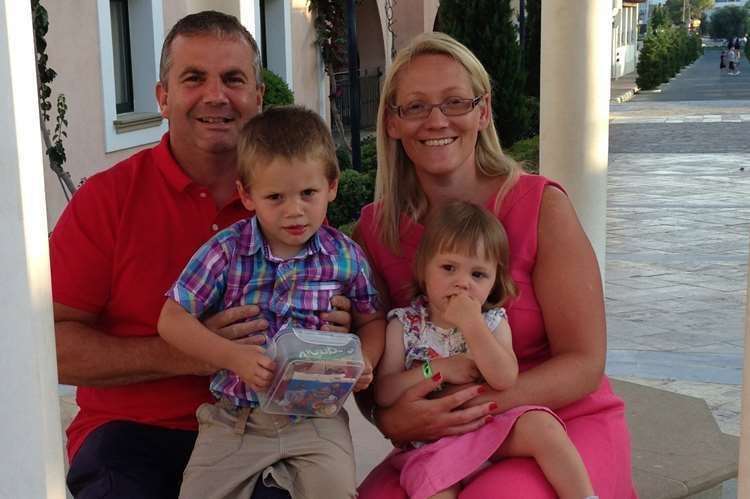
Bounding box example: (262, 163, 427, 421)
(523, 0, 541, 99)
(307, 0, 352, 150)
(664, 0, 715, 25)
(637, 25, 702, 90)
(650, 5, 671, 28)
(32, 0, 76, 200)
(709, 5, 749, 39)
(700, 11, 711, 35)
(438, 0, 532, 147)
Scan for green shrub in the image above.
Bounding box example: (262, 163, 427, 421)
(337, 221, 357, 237)
(327, 169, 375, 228)
(439, 0, 532, 147)
(359, 135, 378, 173)
(506, 135, 539, 174)
(261, 68, 294, 108)
(335, 135, 377, 173)
(636, 30, 663, 90)
(637, 26, 701, 91)
(336, 145, 353, 170)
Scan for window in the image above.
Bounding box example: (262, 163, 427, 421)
(97, 0, 166, 152)
(110, 0, 134, 114)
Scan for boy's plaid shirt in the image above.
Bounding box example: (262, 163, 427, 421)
(167, 216, 379, 406)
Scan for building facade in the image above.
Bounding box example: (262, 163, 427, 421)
(612, 0, 645, 79)
(42, 0, 435, 226)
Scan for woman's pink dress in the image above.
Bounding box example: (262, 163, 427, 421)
(357, 175, 637, 499)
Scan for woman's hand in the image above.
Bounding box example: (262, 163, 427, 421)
(376, 374, 496, 445)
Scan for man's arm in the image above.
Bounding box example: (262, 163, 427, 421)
(55, 302, 268, 387)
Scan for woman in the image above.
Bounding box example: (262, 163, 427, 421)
(355, 32, 636, 498)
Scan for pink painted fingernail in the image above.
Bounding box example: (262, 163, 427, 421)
(432, 373, 442, 383)
(477, 386, 486, 394)
(484, 416, 494, 424)
(489, 402, 498, 411)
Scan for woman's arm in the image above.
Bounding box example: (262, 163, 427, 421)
(466, 186, 606, 412)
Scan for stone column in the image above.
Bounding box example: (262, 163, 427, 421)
(539, 0, 612, 272)
(739, 267, 750, 495)
(0, 1, 66, 497)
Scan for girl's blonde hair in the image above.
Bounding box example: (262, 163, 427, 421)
(374, 31, 521, 251)
(413, 201, 516, 309)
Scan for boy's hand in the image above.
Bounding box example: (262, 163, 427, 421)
(432, 355, 480, 385)
(228, 344, 276, 392)
(443, 292, 482, 330)
(354, 357, 373, 392)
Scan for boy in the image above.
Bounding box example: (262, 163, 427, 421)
(158, 106, 384, 499)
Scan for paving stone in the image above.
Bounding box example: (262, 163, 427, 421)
(607, 50, 749, 444)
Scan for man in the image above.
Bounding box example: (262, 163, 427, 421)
(51, 11, 346, 498)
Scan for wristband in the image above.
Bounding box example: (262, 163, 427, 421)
(422, 359, 433, 379)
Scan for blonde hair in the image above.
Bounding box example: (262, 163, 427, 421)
(413, 201, 516, 309)
(374, 31, 521, 251)
(237, 106, 339, 188)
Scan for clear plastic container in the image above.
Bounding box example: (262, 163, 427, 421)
(259, 327, 364, 417)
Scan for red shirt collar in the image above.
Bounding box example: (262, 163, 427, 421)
(153, 132, 242, 207)
(154, 133, 193, 192)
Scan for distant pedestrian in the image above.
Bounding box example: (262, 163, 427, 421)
(728, 48, 738, 75)
(720, 50, 727, 73)
(734, 41, 743, 72)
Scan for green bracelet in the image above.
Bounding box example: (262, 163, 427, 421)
(422, 359, 433, 379)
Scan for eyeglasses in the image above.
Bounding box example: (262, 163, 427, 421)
(389, 95, 485, 121)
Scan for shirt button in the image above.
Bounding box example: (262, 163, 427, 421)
(211, 224, 219, 231)
(199, 192, 207, 198)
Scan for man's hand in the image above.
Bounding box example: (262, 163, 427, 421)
(228, 344, 276, 392)
(320, 295, 352, 332)
(432, 355, 480, 385)
(204, 304, 269, 343)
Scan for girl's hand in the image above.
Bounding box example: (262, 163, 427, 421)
(432, 355, 481, 385)
(228, 344, 276, 392)
(443, 292, 482, 329)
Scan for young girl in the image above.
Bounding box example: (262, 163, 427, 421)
(375, 201, 597, 499)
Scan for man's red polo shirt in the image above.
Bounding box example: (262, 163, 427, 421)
(50, 134, 250, 461)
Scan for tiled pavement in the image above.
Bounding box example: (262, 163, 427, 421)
(605, 152, 749, 436)
(606, 49, 750, 440)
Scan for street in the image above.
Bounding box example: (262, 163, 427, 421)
(606, 47, 750, 441)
